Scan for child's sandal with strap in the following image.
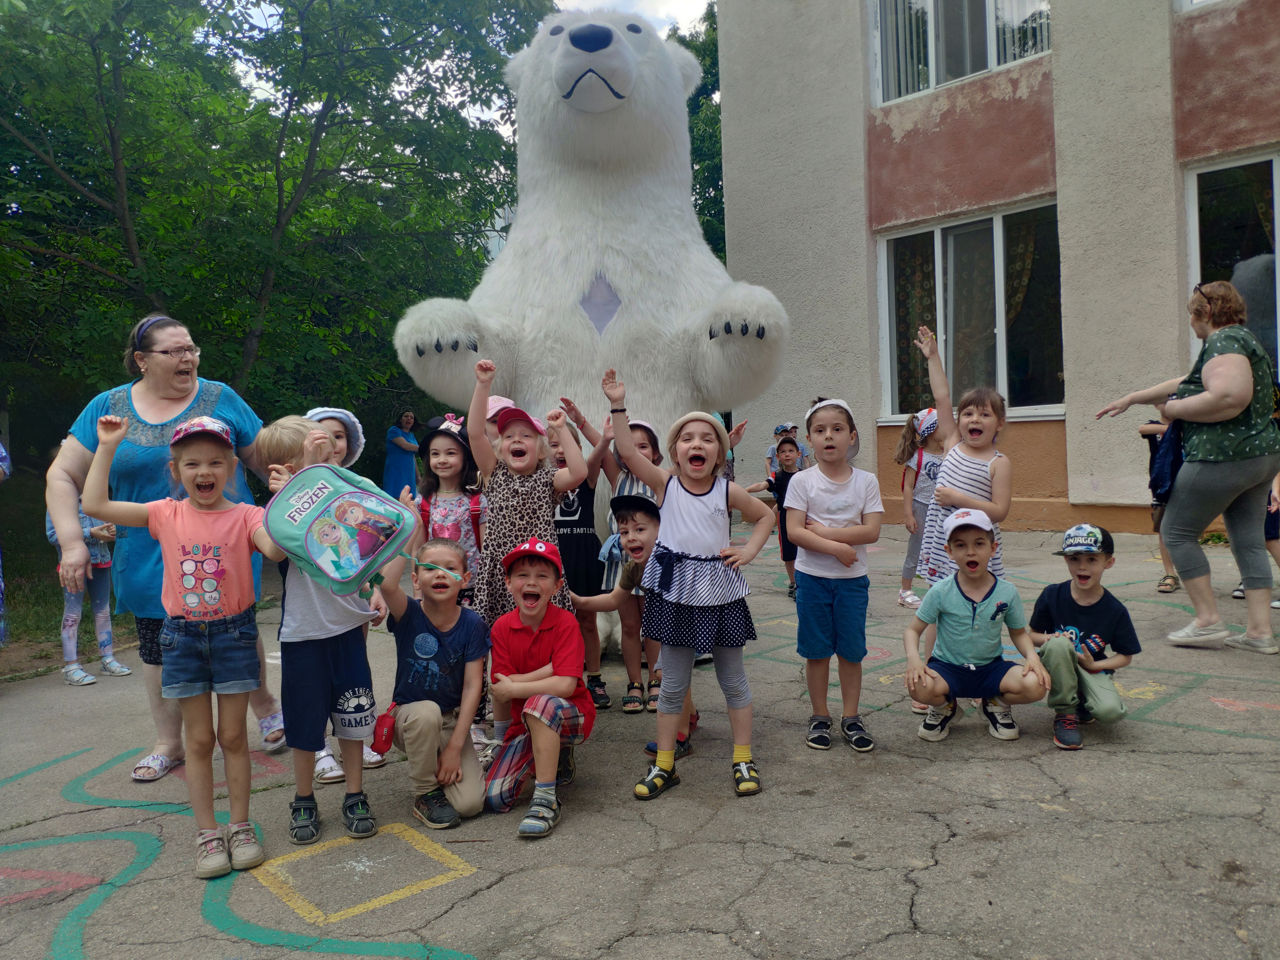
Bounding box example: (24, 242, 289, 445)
(288, 797, 321, 845)
(645, 678, 661, 713)
(732, 759, 761, 797)
(634, 763, 680, 800)
(621, 682, 645, 714)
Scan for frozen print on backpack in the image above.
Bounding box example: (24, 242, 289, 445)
(307, 493, 400, 581)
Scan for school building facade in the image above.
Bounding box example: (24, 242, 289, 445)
(718, 0, 1280, 532)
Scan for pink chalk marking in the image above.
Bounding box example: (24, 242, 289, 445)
(1210, 696, 1280, 713)
(864, 645, 891, 664)
(172, 749, 289, 788)
(0, 868, 100, 906)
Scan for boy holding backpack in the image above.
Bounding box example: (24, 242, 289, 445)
(259, 415, 390, 845)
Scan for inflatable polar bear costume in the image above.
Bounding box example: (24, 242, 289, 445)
(395, 8, 788, 439)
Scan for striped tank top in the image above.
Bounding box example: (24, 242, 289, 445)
(916, 447, 1005, 583)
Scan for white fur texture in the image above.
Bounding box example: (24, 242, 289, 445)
(395, 8, 788, 437)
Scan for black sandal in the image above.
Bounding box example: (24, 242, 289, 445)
(646, 678, 661, 713)
(289, 796, 321, 845)
(634, 763, 680, 800)
(732, 759, 761, 797)
(621, 682, 644, 714)
(342, 791, 378, 838)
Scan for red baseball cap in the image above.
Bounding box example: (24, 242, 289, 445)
(501, 537, 563, 575)
(495, 407, 546, 437)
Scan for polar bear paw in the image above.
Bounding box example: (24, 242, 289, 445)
(692, 283, 789, 409)
(394, 298, 493, 409)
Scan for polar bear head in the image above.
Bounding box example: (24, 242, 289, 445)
(505, 9, 701, 170)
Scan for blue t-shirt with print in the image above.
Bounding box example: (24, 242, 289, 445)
(916, 574, 1026, 666)
(388, 603, 489, 711)
(68, 379, 263, 619)
(1029, 581, 1141, 669)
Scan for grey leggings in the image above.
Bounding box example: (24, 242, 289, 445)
(901, 499, 929, 578)
(1161, 452, 1280, 589)
(656, 644, 752, 714)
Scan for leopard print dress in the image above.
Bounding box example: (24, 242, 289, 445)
(474, 459, 574, 626)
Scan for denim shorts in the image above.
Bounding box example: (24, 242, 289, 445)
(927, 656, 1015, 701)
(159, 607, 261, 699)
(795, 571, 869, 662)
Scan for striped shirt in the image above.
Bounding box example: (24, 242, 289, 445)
(917, 447, 1005, 583)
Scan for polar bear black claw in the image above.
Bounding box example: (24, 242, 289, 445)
(415, 343, 426, 357)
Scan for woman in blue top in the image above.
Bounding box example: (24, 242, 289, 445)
(45, 314, 285, 780)
(383, 409, 420, 496)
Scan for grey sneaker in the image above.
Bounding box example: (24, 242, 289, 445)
(1224, 633, 1280, 655)
(413, 789, 461, 829)
(1167, 620, 1230, 647)
(918, 700, 958, 741)
(194, 828, 231, 879)
(980, 698, 1020, 741)
(226, 821, 265, 870)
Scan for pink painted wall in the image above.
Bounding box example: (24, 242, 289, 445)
(867, 57, 1056, 231)
(1174, 0, 1280, 162)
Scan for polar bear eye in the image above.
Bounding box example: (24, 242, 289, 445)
(549, 25, 563, 36)
(626, 23, 642, 34)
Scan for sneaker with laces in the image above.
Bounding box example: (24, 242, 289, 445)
(980, 697, 1019, 740)
(1166, 619, 1230, 647)
(413, 789, 461, 829)
(805, 716, 832, 750)
(897, 589, 922, 608)
(194, 828, 231, 879)
(226, 821, 265, 870)
(100, 655, 132, 676)
(62, 663, 96, 686)
(840, 715, 875, 752)
(586, 674, 611, 709)
(918, 700, 958, 741)
(1052, 712, 1083, 750)
(1224, 633, 1280, 655)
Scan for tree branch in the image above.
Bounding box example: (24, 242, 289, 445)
(0, 115, 117, 215)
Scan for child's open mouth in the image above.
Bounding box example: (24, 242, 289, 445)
(968, 428, 983, 438)
(627, 544, 644, 558)
(520, 588, 542, 608)
(965, 560, 980, 571)
(510, 445, 528, 459)
(196, 481, 216, 495)
(688, 454, 706, 469)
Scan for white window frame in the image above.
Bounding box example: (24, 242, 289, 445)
(870, 0, 1052, 107)
(1176, 0, 1227, 11)
(1184, 150, 1280, 366)
(875, 199, 1066, 424)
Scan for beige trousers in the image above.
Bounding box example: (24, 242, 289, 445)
(392, 700, 484, 817)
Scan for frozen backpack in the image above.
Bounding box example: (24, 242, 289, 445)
(263, 463, 417, 595)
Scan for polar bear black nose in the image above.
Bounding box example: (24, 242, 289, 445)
(569, 23, 612, 53)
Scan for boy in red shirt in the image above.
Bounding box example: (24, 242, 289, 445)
(483, 537, 596, 838)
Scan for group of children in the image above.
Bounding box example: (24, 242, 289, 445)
(74, 332, 1148, 879)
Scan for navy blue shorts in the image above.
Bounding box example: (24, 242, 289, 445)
(280, 626, 376, 751)
(159, 607, 260, 699)
(795, 572, 869, 662)
(777, 514, 797, 563)
(1266, 505, 1279, 542)
(927, 656, 1016, 701)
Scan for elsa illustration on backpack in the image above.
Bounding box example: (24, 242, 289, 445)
(310, 518, 363, 580)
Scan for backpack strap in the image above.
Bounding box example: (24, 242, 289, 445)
(901, 447, 925, 492)
(469, 493, 483, 550)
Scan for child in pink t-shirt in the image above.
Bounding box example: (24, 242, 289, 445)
(84, 414, 286, 882)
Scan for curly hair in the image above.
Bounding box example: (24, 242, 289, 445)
(1189, 280, 1247, 329)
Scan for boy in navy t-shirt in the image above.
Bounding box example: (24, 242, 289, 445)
(380, 539, 489, 828)
(1029, 523, 1141, 750)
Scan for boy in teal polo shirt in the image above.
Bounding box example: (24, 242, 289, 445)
(904, 509, 1050, 742)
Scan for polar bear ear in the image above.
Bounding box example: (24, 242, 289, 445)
(505, 46, 530, 90)
(665, 40, 702, 98)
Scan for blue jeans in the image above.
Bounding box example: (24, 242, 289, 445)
(159, 607, 260, 699)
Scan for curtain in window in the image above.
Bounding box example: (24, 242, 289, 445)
(1004, 206, 1063, 406)
(892, 232, 937, 413)
(880, 0, 929, 101)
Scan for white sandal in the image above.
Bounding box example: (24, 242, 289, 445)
(362, 743, 387, 768)
(63, 663, 97, 686)
(313, 746, 345, 784)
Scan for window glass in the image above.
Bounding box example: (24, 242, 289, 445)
(1196, 161, 1276, 368)
(889, 231, 938, 413)
(996, 0, 1051, 65)
(937, 0, 988, 84)
(943, 219, 997, 399)
(879, 0, 930, 101)
(1004, 205, 1063, 405)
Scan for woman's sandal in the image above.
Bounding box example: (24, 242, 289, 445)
(289, 796, 321, 845)
(645, 678, 661, 713)
(131, 753, 183, 782)
(634, 763, 680, 800)
(1157, 574, 1181, 594)
(516, 796, 561, 838)
(732, 759, 762, 797)
(258, 711, 288, 753)
(621, 682, 645, 714)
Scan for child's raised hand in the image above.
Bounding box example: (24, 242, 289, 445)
(601, 416, 615, 443)
(558, 397, 586, 429)
(727, 418, 748, 449)
(475, 359, 497, 385)
(913, 326, 939, 359)
(267, 464, 293, 493)
(545, 408, 567, 432)
(302, 430, 335, 466)
(96, 415, 129, 446)
(601, 368, 626, 405)
(398, 485, 417, 511)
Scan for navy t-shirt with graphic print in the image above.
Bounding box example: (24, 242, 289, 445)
(1029, 581, 1141, 670)
(388, 603, 489, 710)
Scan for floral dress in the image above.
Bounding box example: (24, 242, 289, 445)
(419, 491, 488, 578)
(474, 460, 573, 626)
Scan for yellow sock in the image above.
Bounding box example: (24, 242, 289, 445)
(732, 744, 752, 764)
(656, 749, 676, 772)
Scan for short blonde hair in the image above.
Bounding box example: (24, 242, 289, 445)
(255, 416, 314, 469)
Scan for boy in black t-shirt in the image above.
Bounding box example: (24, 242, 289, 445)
(1029, 524, 1141, 750)
(745, 436, 802, 597)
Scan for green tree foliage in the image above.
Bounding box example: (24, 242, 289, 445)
(0, 0, 551, 464)
(667, 2, 722, 262)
